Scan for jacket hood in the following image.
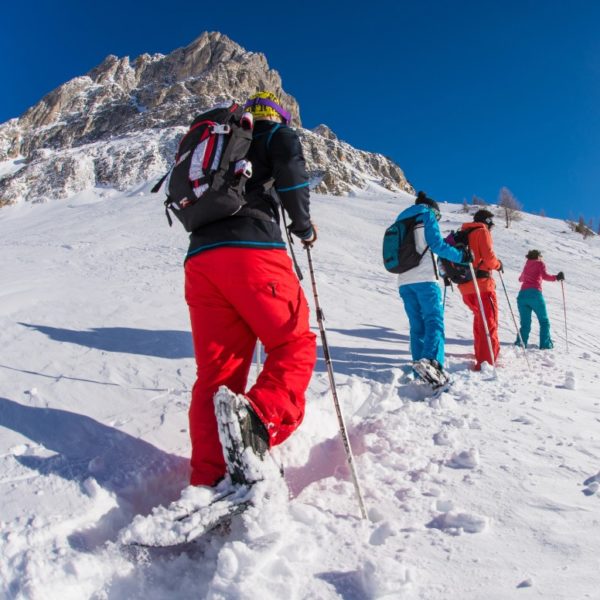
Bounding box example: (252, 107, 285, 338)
(396, 203, 431, 221)
(462, 221, 487, 232)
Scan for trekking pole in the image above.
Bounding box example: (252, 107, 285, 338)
(305, 246, 368, 520)
(280, 204, 304, 281)
(497, 271, 531, 370)
(442, 278, 453, 311)
(561, 280, 569, 353)
(468, 263, 497, 375)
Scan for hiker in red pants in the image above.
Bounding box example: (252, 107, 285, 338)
(185, 92, 317, 487)
(457, 209, 503, 370)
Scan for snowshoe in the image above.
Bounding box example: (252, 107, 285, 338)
(118, 388, 286, 549)
(412, 358, 450, 390)
(214, 386, 272, 486)
(118, 480, 254, 548)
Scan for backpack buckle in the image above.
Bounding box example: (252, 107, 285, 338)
(211, 124, 231, 135)
(234, 160, 253, 178)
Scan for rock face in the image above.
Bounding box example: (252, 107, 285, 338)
(0, 32, 413, 205)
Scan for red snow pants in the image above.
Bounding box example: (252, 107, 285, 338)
(184, 247, 316, 486)
(462, 291, 500, 369)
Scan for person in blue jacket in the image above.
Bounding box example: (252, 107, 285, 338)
(396, 192, 470, 386)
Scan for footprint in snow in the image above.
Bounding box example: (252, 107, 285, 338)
(426, 510, 488, 535)
(446, 448, 480, 469)
(512, 415, 534, 425)
(582, 471, 600, 496)
(369, 521, 396, 546)
(433, 430, 454, 446)
(562, 371, 577, 390)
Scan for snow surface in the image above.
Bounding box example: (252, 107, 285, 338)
(0, 157, 26, 179)
(1, 180, 599, 599)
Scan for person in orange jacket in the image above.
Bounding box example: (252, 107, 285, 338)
(457, 209, 503, 370)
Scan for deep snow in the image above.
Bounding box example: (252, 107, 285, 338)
(1, 180, 599, 599)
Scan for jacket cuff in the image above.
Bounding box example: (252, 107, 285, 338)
(296, 225, 314, 240)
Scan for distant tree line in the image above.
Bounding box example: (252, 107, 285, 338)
(461, 187, 523, 228)
(566, 215, 598, 239)
(461, 188, 598, 238)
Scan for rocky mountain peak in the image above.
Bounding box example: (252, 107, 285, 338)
(312, 124, 338, 141)
(0, 32, 413, 205)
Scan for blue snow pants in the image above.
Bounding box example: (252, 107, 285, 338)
(399, 282, 445, 365)
(516, 288, 553, 349)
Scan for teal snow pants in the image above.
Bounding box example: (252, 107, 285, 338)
(399, 282, 445, 365)
(516, 288, 553, 349)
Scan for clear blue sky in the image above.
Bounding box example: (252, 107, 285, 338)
(2, 0, 599, 222)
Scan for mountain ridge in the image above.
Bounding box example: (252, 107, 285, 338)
(0, 32, 414, 205)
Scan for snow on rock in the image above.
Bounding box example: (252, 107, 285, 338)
(0, 33, 413, 205)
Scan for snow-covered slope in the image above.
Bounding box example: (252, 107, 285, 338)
(1, 183, 599, 599)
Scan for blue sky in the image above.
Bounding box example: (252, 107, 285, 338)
(2, 0, 599, 222)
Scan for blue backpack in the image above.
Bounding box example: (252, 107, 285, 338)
(382, 216, 428, 274)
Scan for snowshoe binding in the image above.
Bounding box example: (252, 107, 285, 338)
(412, 358, 450, 390)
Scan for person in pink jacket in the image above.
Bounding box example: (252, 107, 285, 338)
(516, 249, 564, 349)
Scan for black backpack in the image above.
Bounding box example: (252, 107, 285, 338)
(438, 229, 489, 284)
(152, 102, 254, 232)
(382, 216, 429, 274)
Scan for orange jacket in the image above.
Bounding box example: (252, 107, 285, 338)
(458, 222, 501, 295)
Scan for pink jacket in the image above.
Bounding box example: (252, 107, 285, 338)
(519, 259, 557, 291)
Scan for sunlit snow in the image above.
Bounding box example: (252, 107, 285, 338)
(1, 180, 599, 599)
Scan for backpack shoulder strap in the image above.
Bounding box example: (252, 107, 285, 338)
(267, 123, 283, 149)
(463, 227, 477, 242)
(408, 215, 430, 256)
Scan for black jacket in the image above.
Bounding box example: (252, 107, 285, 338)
(186, 121, 312, 259)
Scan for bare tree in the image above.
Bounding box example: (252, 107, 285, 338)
(462, 198, 470, 213)
(572, 214, 594, 238)
(498, 187, 522, 228)
(581, 215, 593, 238)
(471, 195, 488, 206)
(539, 208, 546, 217)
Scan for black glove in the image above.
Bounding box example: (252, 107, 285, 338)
(443, 276, 452, 287)
(556, 271, 565, 281)
(300, 222, 317, 248)
(497, 260, 504, 273)
(461, 248, 474, 263)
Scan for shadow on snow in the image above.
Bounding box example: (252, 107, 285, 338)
(19, 322, 194, 359)
(0, 397, 188, 549)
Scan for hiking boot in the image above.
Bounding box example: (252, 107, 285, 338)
(413, 358, 449, 389)
(213, 386, 270, 486)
